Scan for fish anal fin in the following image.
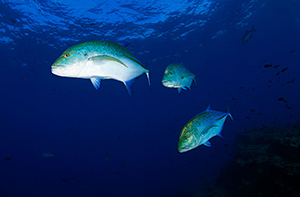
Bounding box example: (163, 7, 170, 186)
(178, 88, 182, 93)
(204, 141, 211, 147)
(218, 133, 224, 139)
(124, 78, 137, 96)
(89, 55, 128, 68)
(90, 77, 102, 90)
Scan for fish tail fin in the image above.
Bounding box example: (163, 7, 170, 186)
(146, 71, 151, 91)
(226, 105, 234, 122)
(252, 26, 257, 32)
(145, 62, 151, 91)
(193, 78, 197, 88)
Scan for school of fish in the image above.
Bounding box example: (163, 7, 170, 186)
(51, 38, 240, 153)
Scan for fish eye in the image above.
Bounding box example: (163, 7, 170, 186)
(63, 53, 71, 58)
(169, 72, 173, 75)
(183, 136, 189, 140)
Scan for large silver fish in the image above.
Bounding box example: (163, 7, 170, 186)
(162, 63, 196, 93)
(242, 26, 257, 45)
(178, 105, 233, 153)
(51, 40, 150, 96)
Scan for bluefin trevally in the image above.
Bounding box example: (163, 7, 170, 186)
(178, 105, 233, 153)
(51, 40, 150, 96)
(162, 63, 196, 93)
(242, 26, 257, 45)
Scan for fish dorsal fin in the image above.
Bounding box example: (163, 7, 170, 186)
(216, 113, 229, 121)
(118, 42, 130, 48)
(90, 77, 102, 89)
(89, 55, 128, 68)
(124, 77, 137, 96)
(206, 104, 211, 110)
(203, 141, 211, 147)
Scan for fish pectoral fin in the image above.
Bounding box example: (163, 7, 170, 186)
(90, 77, 102, 90)
(181, 73, 195, 79)
(178, 88, 182, 93)
(203, 141, 211, 147)
(124, 78, 137, 96)
(89, 55, 128, 68)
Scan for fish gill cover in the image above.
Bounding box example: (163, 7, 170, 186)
(0, 0, 299, 197)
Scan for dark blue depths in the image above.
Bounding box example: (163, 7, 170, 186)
(0, 0, 299, 196)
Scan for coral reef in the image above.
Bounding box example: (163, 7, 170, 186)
(195, 125, 300, 197)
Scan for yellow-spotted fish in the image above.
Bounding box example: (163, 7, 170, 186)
(162, 63, 196, 93)
(178, 105, 233, 153)
(51, 41, 150, 96)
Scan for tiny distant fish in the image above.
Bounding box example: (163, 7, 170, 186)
(250, 109, 255, 112)
(263, 59, 267, 62)
(162, 63, 196, 93)
(51, 40, 150, 96)
(278, 97, 285, 101)
(40, 152, 54, 158)
(4, 157, 11, 161)
(281, 67, 288, 73)
(177, 105, 233, 153)
(246, 116, 251, 120)
(242, 26, 257, 45)
(264, 64, 272, 68)
(291, 50, 296, 53)
(120, 163, 127, 167)
(61, 178, 71, 184)
(276, 72, 280, 76)
(273, 64, 280, 68)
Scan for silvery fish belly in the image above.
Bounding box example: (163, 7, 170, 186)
(162, 63, 196, 93)
(51, 40, 150, 96)
(178, 105, 233, 153)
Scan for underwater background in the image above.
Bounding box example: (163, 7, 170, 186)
(0, 0, 299, 196)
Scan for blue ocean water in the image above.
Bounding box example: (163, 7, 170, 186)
(0, 0, 299, 196)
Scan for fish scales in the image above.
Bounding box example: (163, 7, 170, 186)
(178, 105, 233, 153)
(52, 40, 150, 96)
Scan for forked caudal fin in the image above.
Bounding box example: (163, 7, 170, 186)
(146, 72, 151, 91)
(226, 105, 234, 122)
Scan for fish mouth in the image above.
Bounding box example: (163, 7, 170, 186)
(162, 80, 171, 86)
(51, 64, 65, 75)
